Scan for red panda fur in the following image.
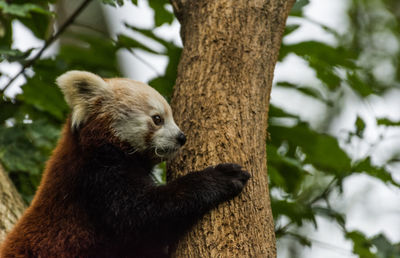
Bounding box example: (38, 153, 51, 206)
(1, 72, 250, 258)
(1, 119, 97, 257)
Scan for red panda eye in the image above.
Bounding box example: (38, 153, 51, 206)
(152, 115, 163, 126)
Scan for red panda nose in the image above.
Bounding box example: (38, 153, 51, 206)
(177, 132, 186, 146)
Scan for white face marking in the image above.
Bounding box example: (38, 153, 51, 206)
(108, 79, 183, 158)
(57, 71, 184, 158)
(152, 114, 182, 157)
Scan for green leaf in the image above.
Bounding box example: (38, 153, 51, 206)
(346, 231, 375, 258)
(19, 73, 68, 121)
(0, 2, 53, 39)
(268, 166, 286, 192)
(101, 0, 117, 7)
(101, 0, 124, 7)
(117, 34, 161, 55)
(20, 11, 52, 39)
(268, 145, 307, 194)
(0, 100, 21, 123)
(0, 121, 59, 175)
(276, 81, 330, 105)
(272, 199, 316, 227)
(0, 119, 60, 202)
(0, 2, 52, 18)
(290, 0, 310, 17)
(313, 206, 345, 227)
(347, 72, 375, 97)
(0, 127, 41, 175)
(59, 33, 120, 77)
(280, 41, 356, 90)
(352, 157, 399, 186)
(286, 232, 312, 247)
(269, 105, 300, 119)
(28, 120, 60, 150)
(284, 24, 301, 36)
(124, 23, 173, 48)
(148, 0, 174, 27)
(8, 171, 40, 202)
(377, 118, 400, 126)
(148, 76, 174, 99)
(162, 46, 181, 98)
(371, 234, 400, 258)
(269, 122, 352, 176)
(0, 47, 34, 62)
(0, 16, 13, 47)
(355, 116, 366, 137)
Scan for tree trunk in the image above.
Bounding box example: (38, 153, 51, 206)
(0, 165, 25, 243)
(168, 0, 295, 257)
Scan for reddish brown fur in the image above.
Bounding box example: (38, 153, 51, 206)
(0, 112, 127, 257)
(1, 119, 97, 257)
(0, 74, 251, 257)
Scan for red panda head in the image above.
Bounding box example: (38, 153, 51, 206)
(56, 71, 186, 160)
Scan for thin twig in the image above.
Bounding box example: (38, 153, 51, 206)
(73, 22, 108, 36)
(275, 177, 337, 236)
(285, 232, 354, 256)
(1, 0, 93, 93)
(61, 22, 162, 77)
(126, 48, 162, 77)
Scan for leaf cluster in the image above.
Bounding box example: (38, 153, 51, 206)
(269, 0, 400, 256)
(0, 0, 121, 200)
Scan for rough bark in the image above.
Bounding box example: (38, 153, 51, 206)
(168, 0, 295, 257)
(0, 165, 25, 243)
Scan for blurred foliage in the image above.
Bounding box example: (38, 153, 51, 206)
(271, 0, 400, 257)
(0, 0, 120, 201)
(0, 0, 399, 257)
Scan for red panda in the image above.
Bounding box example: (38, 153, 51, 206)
(0, 71, 250, 257)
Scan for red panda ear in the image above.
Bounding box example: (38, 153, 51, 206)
(56, 70, 112, 129)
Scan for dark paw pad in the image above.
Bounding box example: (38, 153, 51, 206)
(210, 163, 251, 197)
(215, 163, 250, 183)
(215, 163, 242, 172)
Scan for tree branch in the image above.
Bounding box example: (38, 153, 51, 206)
(0, 163, 26, 242)
(275, 178, 338, 237)
(1, 0, 93, 94)
(72, 22, 162, 77)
